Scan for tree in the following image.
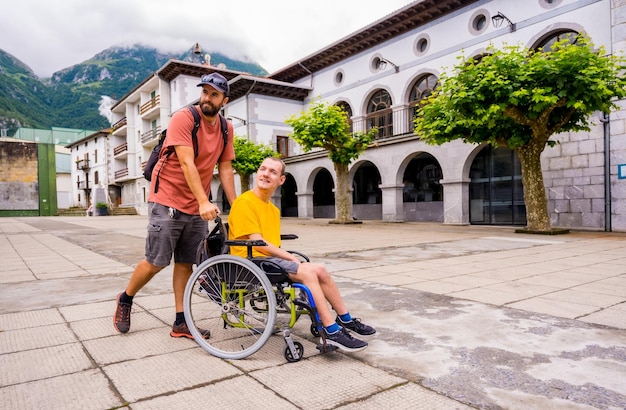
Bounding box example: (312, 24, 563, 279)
(286, 100, 377, 223)
(415, 36, 626, 233)
(231, 136, 278, 193)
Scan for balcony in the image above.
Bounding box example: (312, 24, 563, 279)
(141, 126, 162, 147)
(113, 142, 128, 157)
(114, 168, 129, 180)
(111, 117, 127, 135)
(77, 180, 90, 190)
(76, 159, 90, 170)
(140, 95, 160, 117)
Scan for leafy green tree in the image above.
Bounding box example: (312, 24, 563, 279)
(286, 100, 377, 223)
(231, 136, 278, 193)
(415, 36, 626, 233)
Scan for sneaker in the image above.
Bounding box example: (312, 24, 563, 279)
(113, 293, 131, 334)
(170, 321, 210, 339)
(336, 317, 376, 335)
(323, 327, 367, 352)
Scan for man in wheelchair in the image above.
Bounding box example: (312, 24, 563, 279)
(227, 157, 376, 352)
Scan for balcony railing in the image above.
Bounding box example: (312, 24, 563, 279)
(114, 168, 129, 180)
(111, 117, 127, 131)
(77, 180, 90, 190)
(76, 159, 90, 170)
(113, 142, 128, 156)
(141, 127, 162, 144)
(140, 95, 160, 115)
(351, 106, 418, 141)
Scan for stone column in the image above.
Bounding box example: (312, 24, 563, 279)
(440, 178, 470, 225)
(380, 183, 404, 222)
(297, 191, 314, 219)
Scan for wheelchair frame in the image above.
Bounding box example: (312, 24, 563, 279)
(183, 228, 336, 362)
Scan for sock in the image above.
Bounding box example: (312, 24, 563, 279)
(119, 291, 133, 305)
(338, 312, 352, 323)
(325, 323, 341, 334)
(175, 312, 185, 325)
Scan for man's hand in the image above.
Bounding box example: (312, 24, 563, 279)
(199, 201, 220, 221)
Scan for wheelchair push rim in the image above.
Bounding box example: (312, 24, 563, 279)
(183, 255, 277, 360)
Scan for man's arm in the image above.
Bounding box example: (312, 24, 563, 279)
(176, 145, 219, 220)
(247, 233, 300, 263)
(217, 161, 236, 205)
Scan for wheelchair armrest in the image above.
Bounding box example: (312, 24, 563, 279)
(280, 234, 299, 240)
(225, 239, 267, 247)
(287, 250, 310, 262)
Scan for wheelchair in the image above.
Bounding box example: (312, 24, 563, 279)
(183, 218, 338, 362)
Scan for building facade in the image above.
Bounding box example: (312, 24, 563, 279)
(110, 0, 626, 231)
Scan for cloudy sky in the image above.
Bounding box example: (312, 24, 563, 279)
(0, 0, 416, 78)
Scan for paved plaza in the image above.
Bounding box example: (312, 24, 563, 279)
(0, 215, 625, 409)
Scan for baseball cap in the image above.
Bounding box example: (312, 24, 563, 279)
(197, 73, 230, 96)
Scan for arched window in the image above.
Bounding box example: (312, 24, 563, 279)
(409, 74, 439, 132)
(535, 30, 579, 52)
(366, 90, 393, 139)
(335, 101, 353, 133)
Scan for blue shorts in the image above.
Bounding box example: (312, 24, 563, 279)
(145, 202, 208, 267)
(261, 257, 300, 275)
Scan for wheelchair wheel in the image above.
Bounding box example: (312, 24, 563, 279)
(184, 255, 277, 360)
(284, 341, 304, 363)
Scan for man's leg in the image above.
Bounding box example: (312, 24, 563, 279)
(172, 262, 193, 313)
(114, 259, 163, 333)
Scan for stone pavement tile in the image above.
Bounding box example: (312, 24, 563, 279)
(0, 343, 93, 386)
(539, 289, 625, 308)
(568, 262, 626, 276)
(572, 277, 626, 297)
(59, 299, 144, 321)
(104, 348, 242, 403)
(0, 308, 65, 331)
(337, 267, 399, 280)
(336, 382, 473, 410)
(515, 271, 601, 288)
(35, 270, 90, 280)
(365, 273, 423, 286)
(441, 274, 504, 287)
(0, 369, 121, 410)
(579, 306, 626, 329)
(484, 281, 560, 298)
(506, 297, 600, 319)
(469, 268, 540, 282)
(447, 288, 521, 305)
(0, 271, 35, 283)
(0, 323, 77, 354)
(403, 280, 471, 294)
(133, 293, 176, 310)
(70, 312, 165, 341)
(131, 374, 296, 410)
(226, 334, 321, 372)
(83, 327, 193, 365)
(250, 354, 405, 410)
(402, 268, 465, 281)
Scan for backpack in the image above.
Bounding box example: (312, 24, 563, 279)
(144, 105, 229, 193)
(195, 217, 228, 266)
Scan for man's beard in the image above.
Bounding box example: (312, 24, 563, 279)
(201, 102, 220, 117)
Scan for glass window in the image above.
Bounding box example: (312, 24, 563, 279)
(335, 101, 353, 133)
(366, 90, 393, 139)
(402, 153, 443, 203)
(409, 74, 439, 132)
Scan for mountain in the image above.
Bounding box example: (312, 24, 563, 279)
(0, 45, 268, 136)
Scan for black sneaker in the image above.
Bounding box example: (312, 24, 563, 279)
(336, 317, 376, 335)
(113, 293, 131, 334)
(323, 327, 367, 352)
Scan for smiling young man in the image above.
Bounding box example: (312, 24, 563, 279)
(114, 73, 236, 339)
(227, 157, 376, 352)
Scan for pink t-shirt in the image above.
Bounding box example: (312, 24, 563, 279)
(149, 106, 234, 214)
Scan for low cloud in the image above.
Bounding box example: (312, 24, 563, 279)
(98, 96, 116, 125)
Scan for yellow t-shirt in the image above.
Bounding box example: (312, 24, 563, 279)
(228, 190, 281, 258)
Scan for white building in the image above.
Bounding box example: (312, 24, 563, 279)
(110, 0, 626, 231)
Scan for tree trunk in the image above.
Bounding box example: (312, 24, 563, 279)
(240, 174, 251, 194)
(516, 143, 552, 232)
(333, 162, 352, 223)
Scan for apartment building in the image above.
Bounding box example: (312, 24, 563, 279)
(110, 0, 626, 231)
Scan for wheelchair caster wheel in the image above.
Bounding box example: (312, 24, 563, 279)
(284, 341, 304, 362)
(310, 324, 320, 337)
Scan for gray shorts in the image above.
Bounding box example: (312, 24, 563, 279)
(262, 257, 300, 275)
(145, 202, 208, 267)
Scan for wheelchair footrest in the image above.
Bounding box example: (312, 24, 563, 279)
(316, 343, 339, 354)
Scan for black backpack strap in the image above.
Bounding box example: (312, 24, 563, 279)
(187, 106, 201, 158)
(218, 113, 229, 150)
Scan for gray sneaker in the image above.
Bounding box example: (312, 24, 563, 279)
(323, 327, 368, 352)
